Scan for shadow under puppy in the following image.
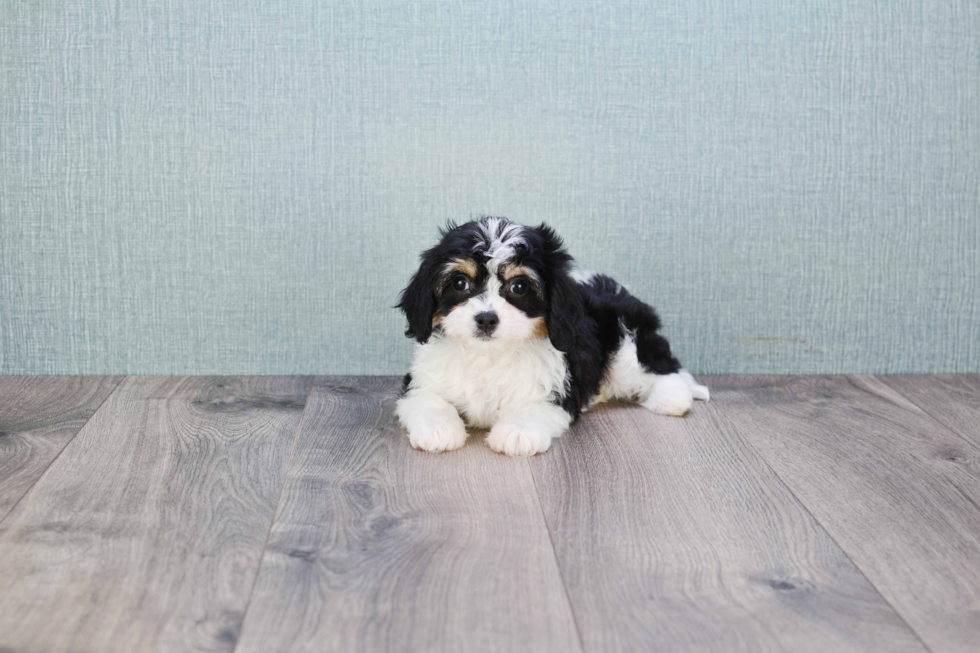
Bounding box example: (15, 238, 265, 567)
(396, 217, 709, 456)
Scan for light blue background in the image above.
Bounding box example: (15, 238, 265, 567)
(2, 1, 978, 375)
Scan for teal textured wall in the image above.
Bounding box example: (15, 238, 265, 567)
(2, 1, 978, 375)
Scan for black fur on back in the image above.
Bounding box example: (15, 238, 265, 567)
(578, 273, 682, 376)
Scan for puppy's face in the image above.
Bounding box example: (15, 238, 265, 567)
(399, 218, 563, 345)
(436, 258, 547, 343)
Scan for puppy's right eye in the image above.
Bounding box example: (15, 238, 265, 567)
(452, 276, 470, 292)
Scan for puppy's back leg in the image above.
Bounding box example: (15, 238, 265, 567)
(625, 325, 709, 416)
(591, 281, 709, 415)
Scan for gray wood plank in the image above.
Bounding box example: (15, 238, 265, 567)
(236, 376, 582, 653)
(0, 375, 311, 653)
(711, 375, 980, 653)
(0, 376, 123, 522)
(529, 399, 927, 653)
(878, 374, 980, 447)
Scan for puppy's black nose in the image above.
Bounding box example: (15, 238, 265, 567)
(474, 311, 499, 335)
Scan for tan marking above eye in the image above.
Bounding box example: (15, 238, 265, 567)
(502, 265, 539, 281)
(444, 258, 477, 277)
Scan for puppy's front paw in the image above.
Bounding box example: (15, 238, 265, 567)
(486, 422, 552, 456)
(407, 416, 468, 453)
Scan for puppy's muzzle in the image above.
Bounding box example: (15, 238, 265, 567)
(474, 311, 499, 337)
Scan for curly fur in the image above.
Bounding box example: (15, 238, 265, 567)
(396, 217, 708, 456)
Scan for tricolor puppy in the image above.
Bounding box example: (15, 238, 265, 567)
(396, 217, 709, 456)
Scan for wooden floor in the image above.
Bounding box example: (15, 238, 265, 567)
(0, 376, 978, 653)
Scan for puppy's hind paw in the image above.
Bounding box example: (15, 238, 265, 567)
(643, 373, 694, 416)
(486, 422, 552, 456)
(679, 369, 710, 402)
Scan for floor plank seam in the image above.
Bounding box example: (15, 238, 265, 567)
(0, 375, 126, 530)
(233, 375, 316, 653)
(526, 457, 587, 653)
(712, 403, 937, 653)
(866, 375, 980, 456)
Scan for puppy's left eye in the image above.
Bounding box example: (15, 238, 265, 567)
(452, 276, 470, 292)
(509, 278, 528, 296)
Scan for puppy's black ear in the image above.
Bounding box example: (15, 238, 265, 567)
(547, 271, 588, 354)
(397, 253, 439, 344)
(535, 224, 603, 416)
(535, 224, 583, 352)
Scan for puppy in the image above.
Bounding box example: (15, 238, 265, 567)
(396, 217, 709, 456)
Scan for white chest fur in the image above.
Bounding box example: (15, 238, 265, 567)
(408, 336, 569, 428)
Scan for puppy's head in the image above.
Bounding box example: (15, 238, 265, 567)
(398, 217, 584, 349)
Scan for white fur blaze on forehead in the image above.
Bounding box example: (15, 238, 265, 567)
(473, 217, 526, 273)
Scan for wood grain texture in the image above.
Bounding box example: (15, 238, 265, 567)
(878, 375, 980, 447)
(0, 376, 311, 653)
(235, 376, 582, 653)
(529, 399, 926, 653)
(710, 375, 980, 653)
(0, 376, 123, 522)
